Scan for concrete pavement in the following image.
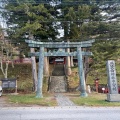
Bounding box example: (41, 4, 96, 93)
(0, 106, 120, 120)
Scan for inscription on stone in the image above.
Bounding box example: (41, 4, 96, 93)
(107, 60, 118, 94)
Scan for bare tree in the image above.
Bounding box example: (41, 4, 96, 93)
(0, 32, 14, 79)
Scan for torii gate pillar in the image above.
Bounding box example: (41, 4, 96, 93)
(77, 47, 88, 97)
(36, 47, 44, 98)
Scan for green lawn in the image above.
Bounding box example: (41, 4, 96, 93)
(69, 93, 120, 107)
(5, 92, 120, 107)
(7, 93, 57, 106)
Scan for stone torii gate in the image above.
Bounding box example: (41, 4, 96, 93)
(25, 40, 95, 98)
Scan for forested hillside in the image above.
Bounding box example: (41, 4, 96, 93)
(0, 0, 120, 87)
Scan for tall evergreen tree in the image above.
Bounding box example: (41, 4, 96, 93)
(1, 0, 120, 81)
(2, 0, 59, 42)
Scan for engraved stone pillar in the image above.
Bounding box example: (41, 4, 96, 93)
(107, 60, 120, 102)
(36, 47, 44, 98)
(77, 47, 88, 97)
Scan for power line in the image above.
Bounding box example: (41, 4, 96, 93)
(0, 0, 120, 4)
(3, 37, 120, 44)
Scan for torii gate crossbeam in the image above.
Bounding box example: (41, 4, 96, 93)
(29, 51, 93, 57)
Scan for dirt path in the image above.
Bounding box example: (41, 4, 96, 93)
(0, 96, 16, 107)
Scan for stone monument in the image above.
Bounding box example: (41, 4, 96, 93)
(107, 60, 120, 102)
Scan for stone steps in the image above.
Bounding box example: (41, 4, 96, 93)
(49, 64, 67, 92)
(52, 64, 65, 76)
(50, 76, 67, 92)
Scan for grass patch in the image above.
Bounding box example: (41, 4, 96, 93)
(7, 93, 57, 106)
(5, 92, 120, 107)
(70, 93, 120, 107)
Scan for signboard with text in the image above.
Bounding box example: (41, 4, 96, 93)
(107, 60, 118, 94)
(1, 79, 16, 88)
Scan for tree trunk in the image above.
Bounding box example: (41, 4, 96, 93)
(29, 34, 38, 92)
(30, 48, 38, 92)
(66, 47, 71, 75)
(84, 56, 89, 82)
(5, 62, 9, 79)
(44, 48, 49, 76)
(71, 56, 74, 67)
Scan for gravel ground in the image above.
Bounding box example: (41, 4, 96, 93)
(55, 93, 76, 106)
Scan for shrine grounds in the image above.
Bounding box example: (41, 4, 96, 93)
(1, 63, 120, 107)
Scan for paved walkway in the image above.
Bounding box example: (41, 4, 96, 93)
(55, 93, 76, 106)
